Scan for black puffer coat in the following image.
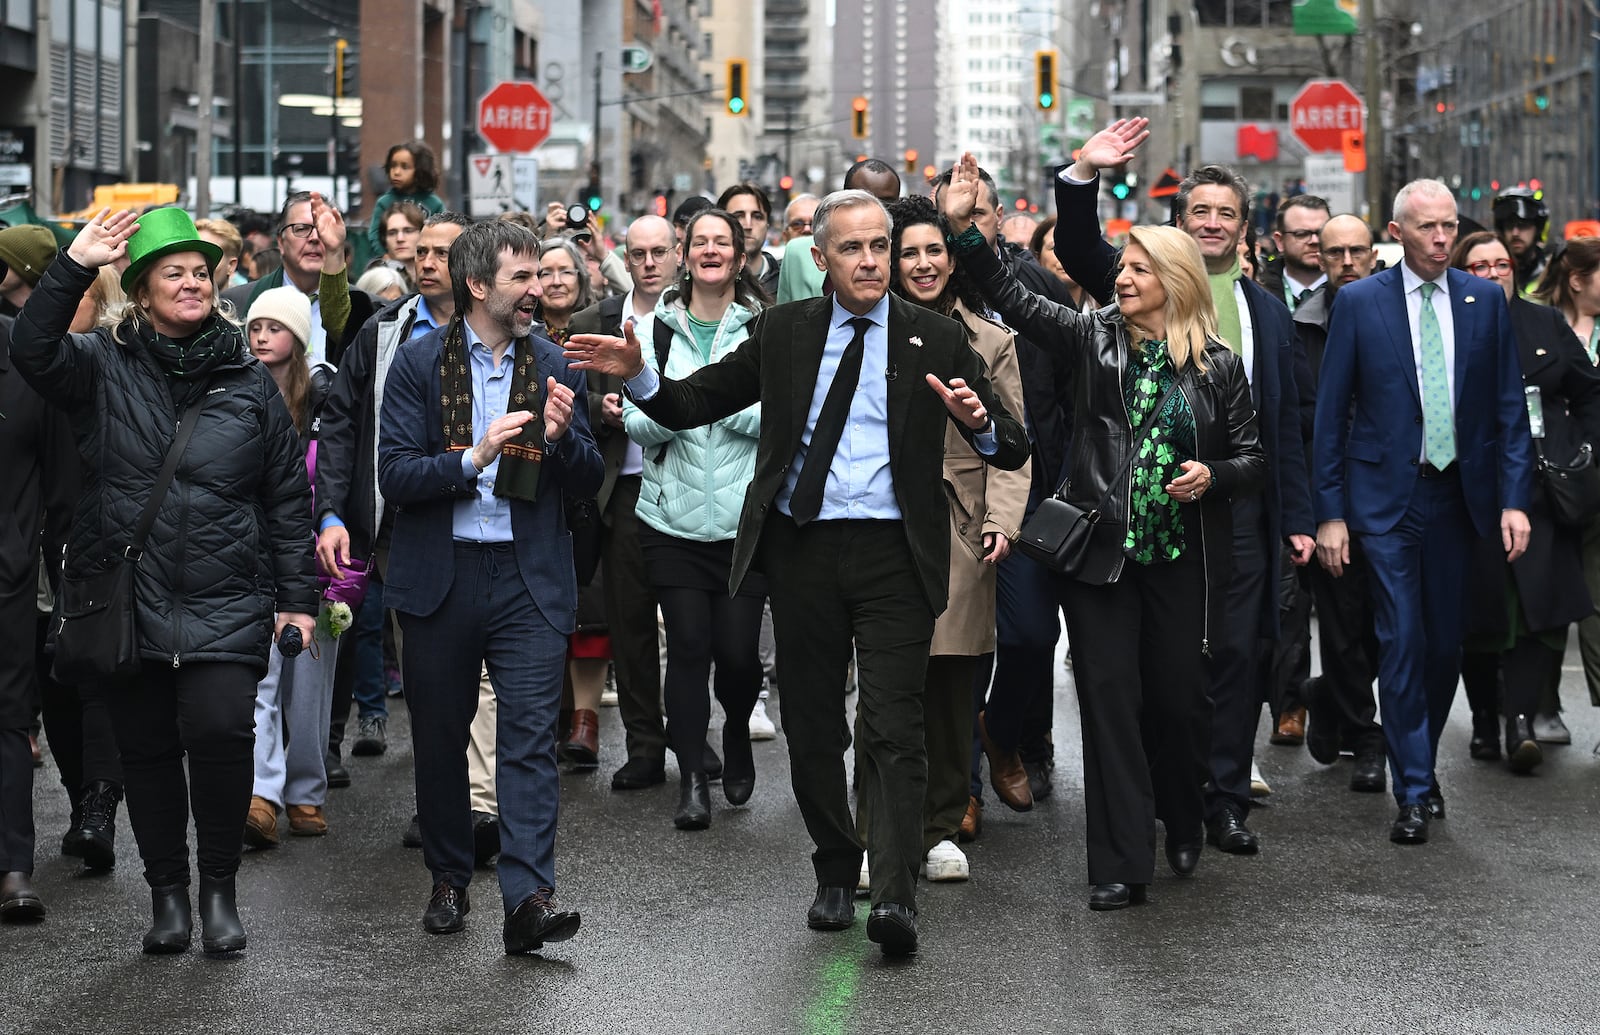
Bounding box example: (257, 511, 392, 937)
(10, 250, 317, 675)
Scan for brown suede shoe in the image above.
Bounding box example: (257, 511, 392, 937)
(244, 796, 279, 848)
(958, 795, 982, 843)
(559, 709, 600, 768)
(978, 713, 1033, 812)
(287, 804, 328, 837)
(1271, 707, 1307, 746)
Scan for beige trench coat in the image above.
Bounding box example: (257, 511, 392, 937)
(930, 300, 1032, 657)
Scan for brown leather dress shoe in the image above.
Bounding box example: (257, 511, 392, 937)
(243, 796, 279, 848)
(958, 796, 982, 843)
(559, 709, 600, 768)
(978, 713, 1032, 812)
(287, 804, 328, 837)
(1271, 707, 1307, 745)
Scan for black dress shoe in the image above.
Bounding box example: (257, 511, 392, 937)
(472, 811, 501, 868)
(1164, 834, 1203, 877)
(722, 728, 755, 806)
(141, 884, 191, 954)
(1424, 788, 1446, 820)
(1024, 759, 1053, 801)
(0, 871, 45, 922)
(1303, 677, 1341, 765)
(1470, 710, 1503, 761)
(866, 902, 918, 956)
(1390, 803, 1430, 844)
(325, 749, 351, 789)
(1088, 883, 1148, 911)
(1505, 715, 1543, 774)
(422, 881, 470, 934)
(65, 780, 121, 871)
(674, 771, 712, 830)
(197, 874, 246, 955)
(702, 742, 723, 781)
(401, 813, 423, 848)
(1349, 752, 1387, 793)
(503, 890, 581, 954)
(1205, 806, 1260, 854)
(610, 756, 666, 791)
(806, 885, 855, 931)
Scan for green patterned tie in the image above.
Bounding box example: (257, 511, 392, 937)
(1418, 282, 1455, 467)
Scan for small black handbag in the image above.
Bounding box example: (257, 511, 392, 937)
(53, 394, 206, 684)
(1016, 380, 1182, 581)
(1537, 440, 1600, 528)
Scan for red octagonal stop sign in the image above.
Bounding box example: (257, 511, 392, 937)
(1289, 79, 1364, 155)
(478, 81, 553, 153)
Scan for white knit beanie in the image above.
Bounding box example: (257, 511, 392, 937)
(246, 286, 312, 351)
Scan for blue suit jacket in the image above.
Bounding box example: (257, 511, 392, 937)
(377, 325, 604, 629)
(1312, 265, 1533, 537)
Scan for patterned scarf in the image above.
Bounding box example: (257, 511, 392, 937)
(1122, 339, 1195, 565)
(1208, 256, 1244, 356)
(139, 314, 243, 409)
(439, 315, 546, 502)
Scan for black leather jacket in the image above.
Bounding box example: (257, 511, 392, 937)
(960, 238, 1267, 645)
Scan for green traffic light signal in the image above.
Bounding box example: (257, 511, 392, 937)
(1112, 183, 1130, 200)
(729, 97, 745, 115)
(587, 195, 602, 212)
(1039, 92, 1054, 109)
(1535, 92, 1550, 111)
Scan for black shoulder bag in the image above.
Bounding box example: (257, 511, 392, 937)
(53, 394, 207, 683)
(1016, 379, 1182, 581)
(1536, 439, 1600, 527)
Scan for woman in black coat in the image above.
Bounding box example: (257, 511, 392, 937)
(944, 154, 1267, 910)
(10, 208, 316, 956)
(1453, 231, 1600, 771)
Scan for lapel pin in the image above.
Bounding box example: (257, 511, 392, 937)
(1536, 348, 1548, 356)
(1464, 295, 1475, 303)
(909, 336, 923, 348)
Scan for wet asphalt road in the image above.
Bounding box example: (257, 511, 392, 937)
(6, 637, 1600, 1035)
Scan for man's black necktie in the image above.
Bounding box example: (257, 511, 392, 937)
(789, 317, 871, 525)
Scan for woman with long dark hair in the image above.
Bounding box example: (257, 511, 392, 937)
(10, 207, 316, 954)
(624, 208, 767, 829)
(943, 153, 1265, 909)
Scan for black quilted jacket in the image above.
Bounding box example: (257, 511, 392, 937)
(10, 250, 317, 675)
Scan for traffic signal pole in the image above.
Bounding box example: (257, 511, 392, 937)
(592, 51, 603, 215)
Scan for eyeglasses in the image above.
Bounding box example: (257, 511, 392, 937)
(1282, 228, 1321, 241)
(626, 247, 672, 264)
(1467, 260, 1514, 276)
(537, 268, 579, 281)
(280, 223, 316, 240)
(787, 218, 813, 231)
(1323, 245, 1371, 260)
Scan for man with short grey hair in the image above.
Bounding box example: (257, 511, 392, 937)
(1313, 179, 1532, 845)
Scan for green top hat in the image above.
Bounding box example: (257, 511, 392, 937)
(120, 207, 224, 294)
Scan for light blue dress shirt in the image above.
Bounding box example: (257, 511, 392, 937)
(408, 295, 439, 341)
(454, 319, 518, 542)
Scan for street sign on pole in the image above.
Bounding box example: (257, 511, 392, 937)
(621, 45, 653, 74)
(1289, 79, 1364, 154)
(478, 81, 554, 153)
(1303, 154, 1357, 214)
(468, 152, 514, 217)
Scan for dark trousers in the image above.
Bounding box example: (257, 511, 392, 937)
(399, 543, 565, 910)
(762, 517, 934, 909)
(36, 614, 123, 804)
(1204, 495, 1270, 821)
(1306, 540, 1385, 755)
(985, 514, 1064, 756)
(1463, 639, 1563, 723)
(922, 655, 977, 851)
(602, 476, 665, 763)
(657, 584, 764, 765)
(1270, 558, 1312, 719)
(1358, 470, 1473, 806)
(1, 588, 37, 873)
(1061, 551, 1209, 884)
(107, 661, 258, 888)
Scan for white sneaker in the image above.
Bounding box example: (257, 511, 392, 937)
(857, 859, 871, 896)
(1250, 761, 1272, 797)
(749, 698, 776, 740)
(922, 839, 970, 882)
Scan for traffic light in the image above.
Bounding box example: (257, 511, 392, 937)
(334, 38, 352, 100)
(584, 183, 603, 212)
(903, 149, 918, 174)
(726, 59, 748, 116)
(851, 97, 868, 140)
(653, 194, 668, 218)
(1034, 51, 1058, 111)
(778, 175, 794, 192)
(1105, 171, 1133, 200)
(1525, 87, 1550, 114)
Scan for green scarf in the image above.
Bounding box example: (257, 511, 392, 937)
(139, 314, 243, 410)
(1208, 256, 1244, 356)
(439, 315, 546, 502)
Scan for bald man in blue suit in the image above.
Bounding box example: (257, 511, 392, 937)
(1313, 179, 1533, 845)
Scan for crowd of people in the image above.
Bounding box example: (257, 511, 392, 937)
(2, 120, 1598, 961)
